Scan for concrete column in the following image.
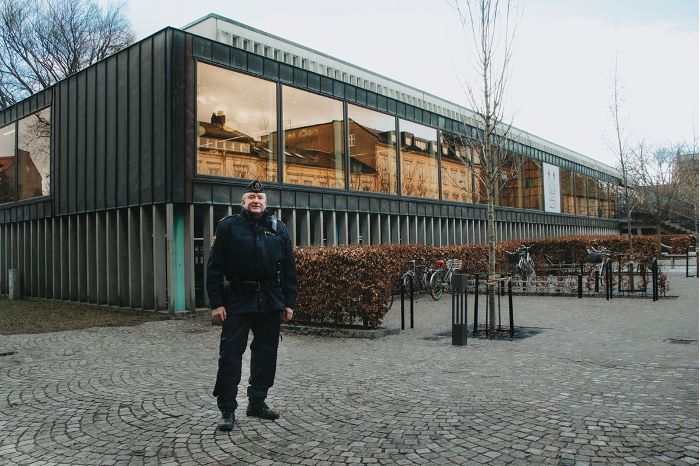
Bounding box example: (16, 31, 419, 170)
(313, 211, 324, 246)
(85, 214, 96, 303)
(381, 214, 390, 244)
(106, 211, 118, 305)
(77, 215, 86, 302)
(128, 208, 143, 308)
(362, 213, 372, 245)
(299, 210, 310, 246)
(30, 220, 38, 297)
(349, 212, 360, 244)
(153, 205, 168, 310)
(388, 215, 397, 244)
(95, 213, 106, 304)
(117, 209, 130, 307)
(140, 206, 155, 310)
(42, 219, 51, 298)
(339, 212, 348, 245)
(369, 214, 377, 245)
(184, 205, 196, 310)
(400, 215, 409, 244)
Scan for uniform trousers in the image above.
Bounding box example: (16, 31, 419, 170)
(213, 309, 281, 412)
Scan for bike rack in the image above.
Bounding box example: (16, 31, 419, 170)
(400, 278, 414, 330)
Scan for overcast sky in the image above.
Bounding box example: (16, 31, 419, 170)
(126, 0, 699, 168)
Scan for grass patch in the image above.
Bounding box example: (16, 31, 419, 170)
(0, 297, 170, 335)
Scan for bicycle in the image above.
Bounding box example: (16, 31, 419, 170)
(387, 258, 430, 309)
(428, 258, 463, 301)
(507, 245, 536, 288)
(586, 245, 611, 292)
(401, 258, 430, 297)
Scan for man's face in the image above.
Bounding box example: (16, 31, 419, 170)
(242, 192, 266, 214)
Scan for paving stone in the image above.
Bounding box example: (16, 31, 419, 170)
(0, 274, 697, 464)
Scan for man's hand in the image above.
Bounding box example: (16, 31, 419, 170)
(282, 307, 294, 322)
(211, 306, 227, 325)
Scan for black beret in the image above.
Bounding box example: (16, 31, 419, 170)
(244, 179, 265, 194)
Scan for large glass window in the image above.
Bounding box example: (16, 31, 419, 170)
(0, 123, 15, 203)
(560, 168, 576, 214)
(574, 172, 588, 216)
(608, 183, 619, 219)
(17, 107, 51, 200)
(522, 158, 542, 210)
(440, 132, 473, 203)
(400, 120, 438, 199)
(499, 156, 522, 208)
(197, 63, 278, 182)
(283, 86, 344, 189)
(586, 176, 599, 217)
(347, 104, 397, 194)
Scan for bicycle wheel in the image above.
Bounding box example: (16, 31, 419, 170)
(429, 270, 445, 301)
(526, 267, 536, 289)
(401, 273, 416, 298)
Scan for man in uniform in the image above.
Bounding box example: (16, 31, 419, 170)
(207, 180, 298, 431)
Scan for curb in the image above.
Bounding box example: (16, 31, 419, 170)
(281, 323, 401, 339)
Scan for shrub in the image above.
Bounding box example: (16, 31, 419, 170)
(661, 234, 696, 254)
(292, 235, 674, 329)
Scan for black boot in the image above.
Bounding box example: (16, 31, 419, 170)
(217, 411, 235, 431)
(246, 402, 280, 420)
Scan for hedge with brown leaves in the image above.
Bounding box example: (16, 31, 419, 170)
(292, 234, 686, 329)
(661, 234, 696, 254)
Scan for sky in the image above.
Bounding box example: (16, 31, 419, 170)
(125, 0, 699, 169)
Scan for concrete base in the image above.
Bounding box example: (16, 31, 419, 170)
(281, 323, 400, 339)
(8, 269, 20, 300)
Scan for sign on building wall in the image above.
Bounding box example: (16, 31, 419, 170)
(543, 163, 561, 213)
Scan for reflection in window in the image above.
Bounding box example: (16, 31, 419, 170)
(348, 104, 397, 194)
(608, 183, 619, 219)
(587, 176, 599, 217)
(17, 107, 51, 200)
(196, 63, 278, 182)
(522, 158, 542, 210)
(499, 156, 522, 208)
(440, 132, 472, 203)
(574, 173, 588, 216)
(282, 86, 345, 189)
(0, 123, 15, 203)
(400, 120, 438, 199)
(560, 168, 576, 214)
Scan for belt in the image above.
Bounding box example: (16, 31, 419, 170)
(231, 279, 280, 293)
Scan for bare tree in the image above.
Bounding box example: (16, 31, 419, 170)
(0, 0, 134, 109)
(632, 142, 688, 256)
(450, 0, 520, 337)
(607, 61, 637, 247)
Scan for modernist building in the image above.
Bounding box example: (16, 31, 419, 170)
(0, 14, 620, 311)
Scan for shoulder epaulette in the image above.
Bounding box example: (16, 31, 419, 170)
(217, 214, 234, 224)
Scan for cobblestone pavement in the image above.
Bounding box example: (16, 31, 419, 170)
(1, 274, 697, 465)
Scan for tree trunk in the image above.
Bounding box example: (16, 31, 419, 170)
(487, 182, 497, 338)
(656, 221, 662, 258)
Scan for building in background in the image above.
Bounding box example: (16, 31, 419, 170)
(0, 14, 620, 311)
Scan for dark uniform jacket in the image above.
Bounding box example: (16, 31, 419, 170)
(206, 209, 298, 313)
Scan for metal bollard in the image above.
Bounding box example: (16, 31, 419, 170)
(451, 274, 468, 346)
(652, 257, 659, 302)
(409, 278, 414, 330)
(400, 279, 405, 330)
(595, 269, 600, 293)
(473, 274, 479, 335)
(577, 274, 583, 298)
(8, 269, 21, 300)
(508, 275, 514, 338)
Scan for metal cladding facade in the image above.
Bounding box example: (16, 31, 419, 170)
(0, 27, 620, 312)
